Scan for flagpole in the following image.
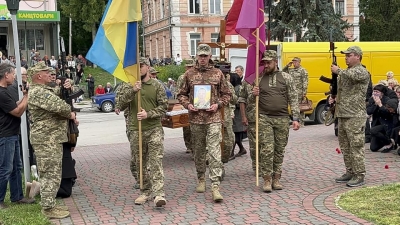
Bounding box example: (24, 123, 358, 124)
(255, 27, 260, 187)
(136, 24, 143, 189)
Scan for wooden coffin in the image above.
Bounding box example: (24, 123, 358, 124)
(162, 100, 190, 128)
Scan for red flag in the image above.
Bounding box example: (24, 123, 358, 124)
(225, 0, 244, 35)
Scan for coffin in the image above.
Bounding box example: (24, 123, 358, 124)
(162, 100, 190, 128)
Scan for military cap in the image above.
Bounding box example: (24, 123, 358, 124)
(27, 61, 52, 77)
(340, 46, 363, 56)
(185, 59, 194, 66)
(149, 67, 159, 74)
(49, 68, 56, 75)
(261, 50, 278, 61)
(139, 57, 149, 65)
(292, 57, 301, 62)
(197, 44, 211, 55)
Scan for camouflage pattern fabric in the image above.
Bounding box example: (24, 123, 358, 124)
(282, 65, 308, 97)
(258, 114, 290, 176)
(27, 61, 52, 78)
(247, 122, 259, 171)
(177, 64, 231, 124)
(221, 81, 237, 163)
(176, 74, 185, 97)
(182, 126, 191, 152)
(28, 84, 71, 144)
(33, 143, 63, 209)
(335, 63, 370, 118)
(130, 127, 165, 197)
(338, 118, 366, 175)
(191, 123, 223, 186)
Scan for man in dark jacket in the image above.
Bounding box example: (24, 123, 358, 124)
(85, 74, 95, 98)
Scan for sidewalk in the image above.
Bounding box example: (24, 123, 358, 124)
(54, 124, 399, 225)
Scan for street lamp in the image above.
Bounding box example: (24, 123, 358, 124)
(5, 0, 31, 186)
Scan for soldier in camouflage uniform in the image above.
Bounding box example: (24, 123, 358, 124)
(330, 46, 369, 187)
(176, 60, 194, 154)
(178, 44, 231, 202)
(28, 62, 76, 219)
(115, 82, 139, 189)
(117, 58, 168, 207)
(252, 50, 300, 193)
(149, 67, 159, 80)
(283, 57, 308, 126)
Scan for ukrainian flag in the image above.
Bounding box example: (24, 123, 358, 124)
(86, 0, 142, 85)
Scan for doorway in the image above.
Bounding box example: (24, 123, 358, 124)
(0, 35, 7, 56)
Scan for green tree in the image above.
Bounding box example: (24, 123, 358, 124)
(269, 0, 350, 42)
(359, 0, 400, 41)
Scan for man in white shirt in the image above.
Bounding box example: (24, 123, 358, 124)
(175, 54, 183, 66)
(50, 56, 57, 69)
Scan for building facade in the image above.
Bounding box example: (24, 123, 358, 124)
(0, 0, 60, 60)
(142, 0, 360, 60)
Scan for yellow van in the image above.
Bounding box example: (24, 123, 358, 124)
(278, 42, 400, 123)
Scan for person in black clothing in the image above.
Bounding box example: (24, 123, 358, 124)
(85, 74, 95, 98)
(75, 64, 84, 85)
(56, 143, 77, 198)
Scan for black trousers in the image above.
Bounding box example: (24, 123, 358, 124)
(370, 125, 391, 151)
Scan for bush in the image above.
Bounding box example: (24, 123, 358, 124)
(155, 64, 186, 82)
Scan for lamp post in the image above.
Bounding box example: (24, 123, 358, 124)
(6, 0, 31, 184)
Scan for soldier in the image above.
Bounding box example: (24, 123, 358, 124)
(283, 57, 308, 127)
(178, 44, 231, 202)
(115, 82, 139, 189)
(176, 60, 194, 153)
(149, 67, 159, 80)
(252, 50, 300, 193)
(28, 62, 76, 218)
(118, 58, 168, 207)
(330, 46, 370, 187)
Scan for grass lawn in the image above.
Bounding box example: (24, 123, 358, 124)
(83, 66, 121, 88)
(337, 183, 400, 225)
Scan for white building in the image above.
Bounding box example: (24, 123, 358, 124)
(0, 0, 60, 59)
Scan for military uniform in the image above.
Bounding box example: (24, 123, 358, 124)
(256, 50, 300, 192)
(27, 62, 73, 216)
(117, 58, 168, 205)
(283, 57, 308, 126)
(178, 44, 231, 202)
(221, 79, 237, 163)
(334, 46, 370, 187)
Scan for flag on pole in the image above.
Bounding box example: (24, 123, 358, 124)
(235, 0, 266, 84)
(86, 0, 142, 85)
(225, 0, 244, 35)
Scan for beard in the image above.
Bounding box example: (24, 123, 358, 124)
(140, 74, 147, 80)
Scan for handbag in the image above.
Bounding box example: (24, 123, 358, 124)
(299, 97, 313, 112)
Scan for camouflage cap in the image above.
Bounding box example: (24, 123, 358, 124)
(49, 68, 56, 75)
(197, 44, 211, 55)
(27, 61, 52, 77)
(149, 67, 159, 74)
(261, 50, 278, 61)
(139, 57, 149, 65)
(185, 59, 194, 66)
(340, 46, 363, 56)
(292, 57, 301, 62)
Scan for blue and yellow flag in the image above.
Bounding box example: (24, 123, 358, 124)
(86, 0, 142, 85)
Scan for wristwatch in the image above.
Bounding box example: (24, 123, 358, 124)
(292, 118, 300, 122)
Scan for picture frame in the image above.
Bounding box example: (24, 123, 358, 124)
(193, 84, 212, 110)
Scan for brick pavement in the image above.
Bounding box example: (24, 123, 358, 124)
(53, 124, 400, 225)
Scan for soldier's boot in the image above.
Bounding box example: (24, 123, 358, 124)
(154, 196, 167, 207)
(272, 173, 283, 190)
(54, 205, 69, 211)
(42, 207, 70, 219)
(262, 175, 272, 193)
(196, 176, 206, 193)
(211, 185, 223, 202)
(134, 194, 150, 205)
(346, 174, 365, 187)
(335, 172, 353, 183)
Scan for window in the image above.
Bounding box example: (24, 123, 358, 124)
(22, 29, 44, 51)
(209, 0, 221, 14)
(335, 0, 345, 15)
(148, 3, 152, 23)
(160, 0, 165, 18)
(189, 0, 200, 14)
(211, 33, 219, 56)
(190, 34, 201, 56)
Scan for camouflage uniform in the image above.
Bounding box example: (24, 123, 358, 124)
(221, 81, 237, 163)
(27, 62, 72, 210)
(256, 51, 300, 187)
(335, 46, 369, 186)
(177, 73, 192, 153)
(117, 68, 168, 198)
(115, 82, 137, 181)
(283, 57, 308, 126)
(177, 45, 231, 191)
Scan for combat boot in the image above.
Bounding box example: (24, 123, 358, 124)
(42, 207, 70, 219)
(134, 194, 150, 205)
(154, 196, 167, 207)
(54, 205, 69, 211)
(262, 175, 272, 193)
(335, 172, 353, 183)
(196, 176, 206, 193)
(346, 174, 365, 187)
(272, 173, 283, 190)
(211, 185, 223, 202)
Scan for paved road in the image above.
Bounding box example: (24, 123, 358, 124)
(52, 107, 399, 225)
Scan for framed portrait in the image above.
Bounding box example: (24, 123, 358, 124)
(193, 84, 212, 110)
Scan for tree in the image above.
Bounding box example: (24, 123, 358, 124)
(269, 0, 350, 42)
(359, 0, 400, 41)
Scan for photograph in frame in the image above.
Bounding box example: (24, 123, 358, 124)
(193, 84, 212, 110)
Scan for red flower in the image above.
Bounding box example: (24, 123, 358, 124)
(385, 165, 389, 169)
